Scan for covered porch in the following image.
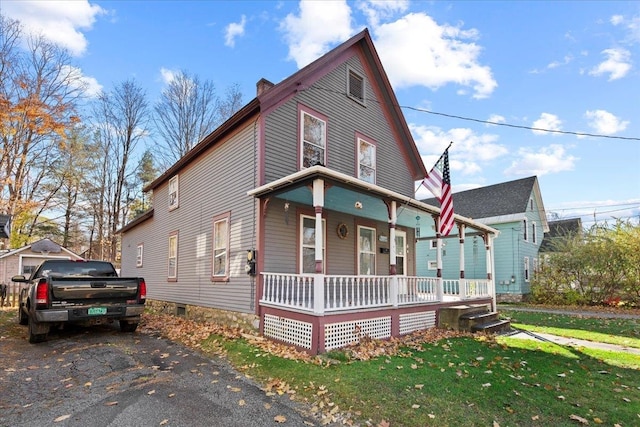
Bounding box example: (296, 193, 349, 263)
(249, 166, 498, 354)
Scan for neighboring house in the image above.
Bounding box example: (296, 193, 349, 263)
(539, 218, 583, 253)
(120, 29, 499, 354)
(0, 238, 84, 305)
(418, 176, 549, 303)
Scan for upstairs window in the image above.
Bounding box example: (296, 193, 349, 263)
(348, 68, 365, 105)
(357, 136, 376, 184)
(300, 106, 327, 168)
(168, 176, 179, 210)
(532, 222, 537, 244)
(523, 219, 528, 241)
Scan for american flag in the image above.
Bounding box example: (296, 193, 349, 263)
(422, 147, 455, 236)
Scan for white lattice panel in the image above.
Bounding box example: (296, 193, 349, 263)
(399, 311, 436, 335)
(324, 317, 391, 350)
(263, 314, 312, 349)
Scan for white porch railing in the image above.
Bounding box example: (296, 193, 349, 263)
(261, 273, 492, 314)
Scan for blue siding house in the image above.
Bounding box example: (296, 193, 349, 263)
(418, 176, 549, 302)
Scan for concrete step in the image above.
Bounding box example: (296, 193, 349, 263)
(471, 319, 512, 334)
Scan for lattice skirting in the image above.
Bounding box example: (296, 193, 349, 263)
(324, 316, 391, 351)
(399, 311, 436, 335)
(263, 314, 313, 349)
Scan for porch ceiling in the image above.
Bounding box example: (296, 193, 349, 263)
(248, 166, 498, 236)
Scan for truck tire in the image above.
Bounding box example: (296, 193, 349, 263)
(17, 305, 28, 325)
(119, 320, 139, 333)
(28, 316, 49, 343)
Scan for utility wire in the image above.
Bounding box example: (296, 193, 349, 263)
(305, 85, 640, 141)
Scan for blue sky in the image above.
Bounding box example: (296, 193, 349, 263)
(2, 0, 639, 227)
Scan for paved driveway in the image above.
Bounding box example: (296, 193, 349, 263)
(0, 321, 326, 426)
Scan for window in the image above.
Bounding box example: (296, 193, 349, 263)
(136, 244, 143, 267)
(300, 107, 327, 168)
(524, 257, 530, 282)
(300, 215, 325, 273)
(22, 265, 37, 276)
(530, 198, 534, 211)
(357, 137, 376, 184)
(347, 68, 365, 104)
(430, 240, 438, 249)
(428, 260, 438, 270)
(212, 214, 229, 279)
(523, 219, 528, 241)
(168, 232, 178, 280)
(358, 226, 376, 275)
(532, 222, 537, 244)
(168, 176, 179, 210)
(395, 231, 407, 275)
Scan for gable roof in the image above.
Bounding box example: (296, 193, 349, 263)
(539, 218, 583, 252)
(422, 176, 549, 231)
(145, 28, 427, 193)
(0, 238, 82, 260)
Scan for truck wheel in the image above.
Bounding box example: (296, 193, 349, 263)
(28, 317, 49, 343)
(17, 306, 28, 325)
(119, 320, 138, 333)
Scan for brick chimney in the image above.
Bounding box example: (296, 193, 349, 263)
(256, 78, 275, 96)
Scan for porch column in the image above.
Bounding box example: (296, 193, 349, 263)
(458, 224, 466, 297)
(433, 215, 444, 302)
(388, 201, 398, 306)
(313, 178, 325, 314)
(484, 233, 496, 311)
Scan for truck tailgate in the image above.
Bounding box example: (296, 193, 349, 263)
(49, 277, 140, 301)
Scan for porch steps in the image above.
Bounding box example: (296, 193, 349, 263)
(438, 304, 511, 335)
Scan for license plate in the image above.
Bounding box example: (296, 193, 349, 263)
(88, 307, 107, 315)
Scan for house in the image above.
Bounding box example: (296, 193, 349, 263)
(539, 218, 583, 253)
(0, 238, 83, 306)
(119, 29, 500, 354)
(418, 176, 549, 303)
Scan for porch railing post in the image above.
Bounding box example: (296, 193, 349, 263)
(390, 276, 398, 307)
(436, 277, 444, 301)
(313, 274, 325, 314)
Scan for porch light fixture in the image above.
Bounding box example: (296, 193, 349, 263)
(354, 201, 363, 209)
(511, 275, 516, 283)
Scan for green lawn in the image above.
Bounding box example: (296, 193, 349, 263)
(210, 310, 640, 426)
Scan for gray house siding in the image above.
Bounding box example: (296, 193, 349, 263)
(263, 55, 415, 197)
(121, 123, 259, 314)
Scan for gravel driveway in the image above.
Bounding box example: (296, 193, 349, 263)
(0, 319, 326, 426)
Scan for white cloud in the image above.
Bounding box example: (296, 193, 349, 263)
(160, 67, 178, 85)
(225, 15, 247, 48)
(410, 124, 507, 176)
(373, 13, 497, 99)
(358, 0, 409, 27)
(63, 65, 102, 97)
(589, 48, 632, 80)
(532, 113, 562, 136)
(610, 15, 624, 26)
(279, 0, 354, 68)
(486, 114, 505, 126)
(1, 0, 106, 56)
(504, 144, 577, 176)
(584, 109, 629, 134)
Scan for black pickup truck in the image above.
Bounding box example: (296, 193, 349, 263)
(12, 259, 146, 343)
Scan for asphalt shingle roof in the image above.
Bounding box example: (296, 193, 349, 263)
(422, 176, 538, 220)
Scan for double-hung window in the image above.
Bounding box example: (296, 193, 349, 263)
(523, 219, 528, 241)
(168, 232, 178, 280)
(169, 176, 179, 210)
(212, 214, 230, 280)
(300, 215, 325, 273)
(300, 106, 327, 169)
(358, 226, 376, 275)
(136, 244, 143, 267)
(357, 136, 376, 184)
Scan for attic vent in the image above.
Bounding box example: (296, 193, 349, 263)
(348, 69, 365, 104)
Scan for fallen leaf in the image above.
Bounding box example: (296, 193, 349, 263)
(105, 401, 118, 406)
(428, 414, 435, 419)
(159, 420, 168, 426)
(54, 415, 71, 422)
(411, 404, 420, 409)
(238, 399, 246, 406)
(168, 393, 175, 398)
(594, 418, 603, 424)
(147, 390, 156, 395)
(84, 382, 92, 387)
(414, 384, 424, 390)
(377, 420, 390, 427)
(274, 415, 287, 423)
(569, 414, 589, 425)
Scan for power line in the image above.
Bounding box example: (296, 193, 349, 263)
(305, 85, 640, 141)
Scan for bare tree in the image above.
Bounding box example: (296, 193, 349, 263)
(153, 70, 243, 168)
(90, 79, 149, 262)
